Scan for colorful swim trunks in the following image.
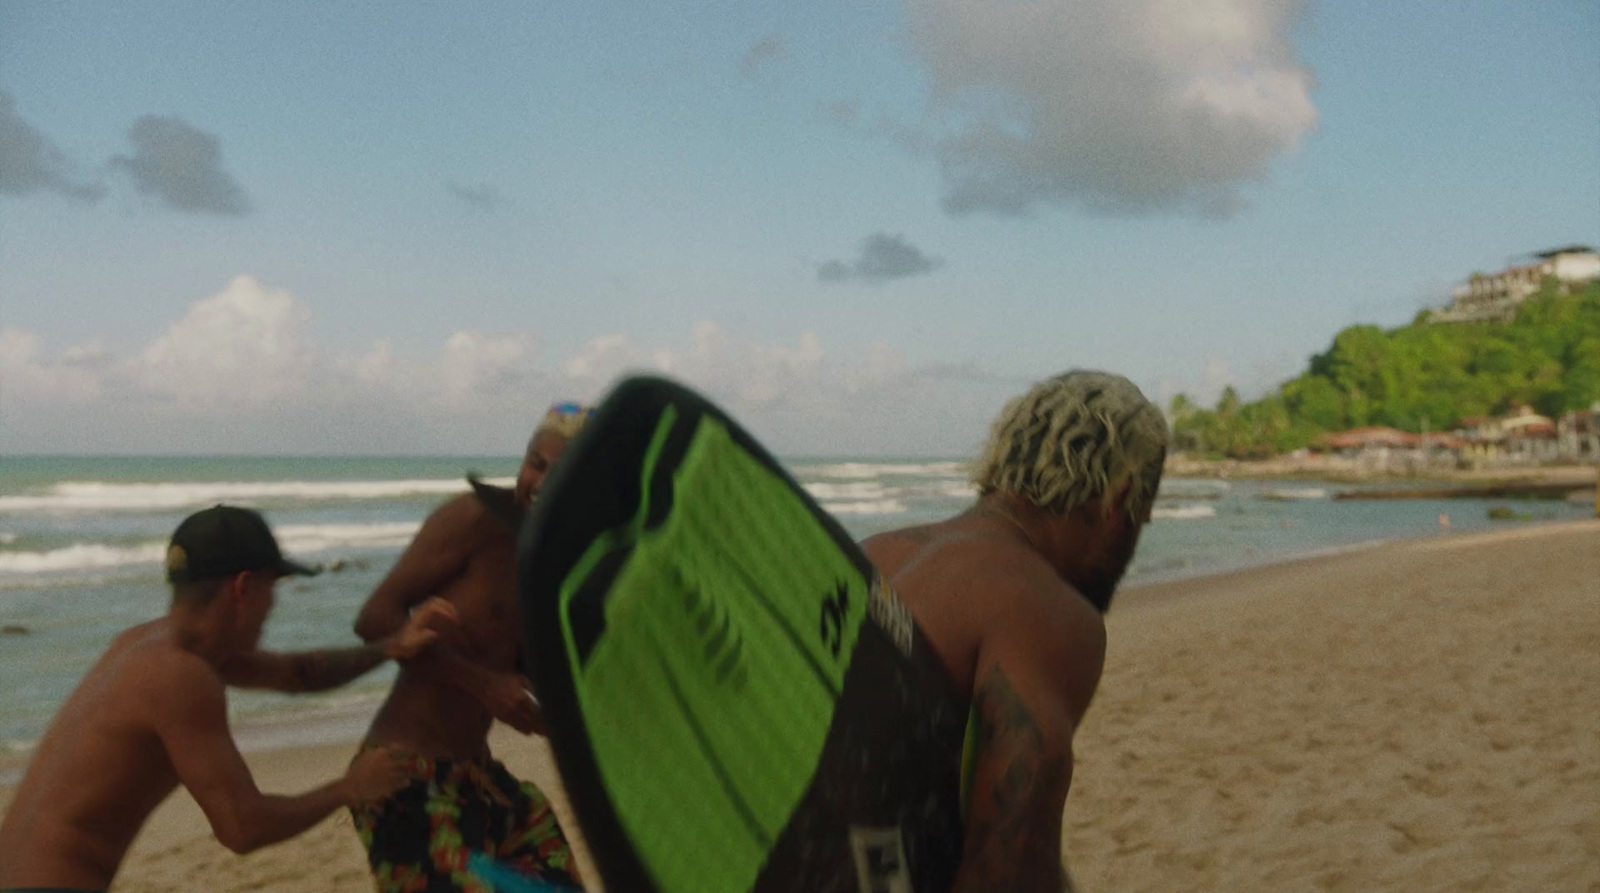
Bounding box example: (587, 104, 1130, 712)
(351, 747, 582, 893)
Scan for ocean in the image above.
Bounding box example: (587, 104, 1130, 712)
(2, 455, 1592, 774)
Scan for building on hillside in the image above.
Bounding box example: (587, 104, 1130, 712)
(1317, 426, 1420, 452)
(1429, 245, 1600, 324)
(1557, 404, 1600, 461)
(1312, 426, 1462, 471)
(1457, 405, 1561, 465)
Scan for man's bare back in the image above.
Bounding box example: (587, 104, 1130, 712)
(0, 622, 195, 887)
(863, 512, 1104, 701)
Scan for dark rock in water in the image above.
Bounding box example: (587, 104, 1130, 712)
(329, 558, 348, 573)
(1, 624, 29, 635)
(1486, 506, 1533, 521)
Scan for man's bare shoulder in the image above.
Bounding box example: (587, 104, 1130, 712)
(383, 491, 505, 571)
(421, 491, 504, 547)
(867, 523, 1055, 593)
(114, 628, 226, 706)
(56, 624, 226, 743)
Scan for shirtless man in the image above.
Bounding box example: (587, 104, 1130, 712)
(860, 370, 1168, 892)
(350, 402, 592, 891)
(0, 505, 449, 892)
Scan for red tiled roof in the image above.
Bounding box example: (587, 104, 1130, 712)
(1318, 426, 1422, 450)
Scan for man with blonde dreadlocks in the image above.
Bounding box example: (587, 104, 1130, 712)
(861, 371, 1168, 892)
(350, 402, 595, 891)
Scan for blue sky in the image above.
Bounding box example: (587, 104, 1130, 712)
(2, 0, 1596, 455)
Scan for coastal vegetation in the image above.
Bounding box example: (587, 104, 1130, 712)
(1170, 279, 1600, 458)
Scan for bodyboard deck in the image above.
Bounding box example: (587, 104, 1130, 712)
(516, 376, 968, 893)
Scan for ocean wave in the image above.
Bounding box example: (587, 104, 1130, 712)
(0, 542, 167, 575)
(820, 499, 909, 515)
(277, 522, 421, 553)
(804, 482, 890, 501)
(801, 462, 966, 480)
(1259, 488, 1328, 501)
(0, 477, 511, 514)
(0, 521, 421, 576)
(1158, 480, 1230, 500)
(1152, 504, 1217, 520)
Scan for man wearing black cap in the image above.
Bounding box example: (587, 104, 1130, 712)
(0, 505, 454, 892)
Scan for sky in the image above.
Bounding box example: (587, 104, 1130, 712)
(2, 0, 1596, 456)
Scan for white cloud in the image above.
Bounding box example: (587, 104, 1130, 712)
(0, 329, 111, 401)
(902, 0, 1317, 216)
(1, 277, 1028, 455)
(132, 275, 313, 406)
(562, 322, 833, 409)
(437, 331, 541, 402)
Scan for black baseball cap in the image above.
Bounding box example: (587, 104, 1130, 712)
(165, 505, 319, 584)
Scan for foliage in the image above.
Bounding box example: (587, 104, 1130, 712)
(1172, 279, 1600, 458)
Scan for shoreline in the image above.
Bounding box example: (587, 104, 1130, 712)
(1166, 454, 1600, 487)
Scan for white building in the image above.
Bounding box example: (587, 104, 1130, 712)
(1431, 245, 1600, 324)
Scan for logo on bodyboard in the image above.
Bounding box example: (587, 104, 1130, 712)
(819, 581, 850, 658)
(867, 575, 913, 657)
(849, 825, 912, 893)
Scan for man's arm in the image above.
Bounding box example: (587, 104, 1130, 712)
(352, 495, 543, 733)
(953, 577, 1106, 893)
(353, 495, 479, 640)
(155, 662, 408, 853)
(221, 599, 454, 693)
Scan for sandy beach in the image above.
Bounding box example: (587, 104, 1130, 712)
(3, 520, 1596, 891)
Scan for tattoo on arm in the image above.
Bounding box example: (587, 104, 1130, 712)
(955, 666, 1075, 893)
(283, 645, 387, 692)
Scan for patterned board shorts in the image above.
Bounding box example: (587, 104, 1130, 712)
(351, 746, 583, 893)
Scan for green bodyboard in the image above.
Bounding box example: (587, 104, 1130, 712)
(517, 377, 967, 893)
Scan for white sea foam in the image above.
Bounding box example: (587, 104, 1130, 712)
(0, 533, 16, 544)
(803, 482, 892, 501)
(820, 499, 909, 515)
(803, 462, 966, 480)
(0, 521, 423, 576)
(1152, 504, 1217, 520)
(0, 477, 511, 514)
(276, 522, 421, 553)
(1158, 479, 1230, 499)
(0, 542, 167, 574)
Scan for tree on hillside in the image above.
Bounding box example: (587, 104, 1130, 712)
(1170, 279, 1600, 458)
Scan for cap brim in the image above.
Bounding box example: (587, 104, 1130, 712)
(275, 557, 321, 578)
(468, 473, 525, 531)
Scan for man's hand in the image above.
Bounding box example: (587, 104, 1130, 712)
(342, 746, 413, 806)
(483, 671, 544, 735)
(381, 597, 457, 661)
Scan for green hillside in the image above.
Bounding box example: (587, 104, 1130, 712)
(1170, 279, 1600, 458)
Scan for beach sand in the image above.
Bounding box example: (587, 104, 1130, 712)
(2, 520, 1596, 891)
